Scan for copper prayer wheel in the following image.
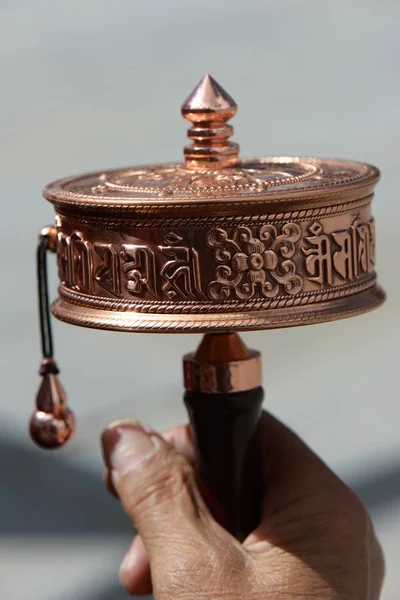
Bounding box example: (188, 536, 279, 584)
(31, 74, 385, 539)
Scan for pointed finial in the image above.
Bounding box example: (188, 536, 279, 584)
(181, 74, 239, 170)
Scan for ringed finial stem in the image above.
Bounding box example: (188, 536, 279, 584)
(181, 74, 239, 170)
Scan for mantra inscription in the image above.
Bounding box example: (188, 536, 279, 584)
(56, 216, 376, 305)
(58, 231, 204, 300)
(303, 219, 375, 285)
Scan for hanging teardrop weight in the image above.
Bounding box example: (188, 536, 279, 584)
(32, 226, 75, 449)
(29, 359, 75, 449)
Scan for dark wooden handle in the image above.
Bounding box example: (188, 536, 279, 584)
(184, 387, 264, 541)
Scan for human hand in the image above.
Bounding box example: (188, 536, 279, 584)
(101, 413, 384, 599)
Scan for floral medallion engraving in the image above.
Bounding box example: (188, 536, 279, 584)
(94, 159, 320, 198)
(206, 223, 303, 300)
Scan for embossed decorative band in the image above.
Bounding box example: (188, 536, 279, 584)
(50, 192, 384, 332)
(52, 286, 385, 332)
(58, 275, 377, 314)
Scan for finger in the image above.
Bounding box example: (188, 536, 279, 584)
(100, 419, 228, 564)
(103, 423, 196, 499)
(103, 468, 119, 498)
(161, 423, 196, 464)
(105, 423, 200, 595)
(119, 535, 152, 596)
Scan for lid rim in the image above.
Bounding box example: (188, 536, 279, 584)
(43, 157, 380, 214)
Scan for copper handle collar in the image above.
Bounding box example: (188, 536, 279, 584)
(183, 349, 262, 394)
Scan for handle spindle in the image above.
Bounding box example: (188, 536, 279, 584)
(183, 333, 264, 541)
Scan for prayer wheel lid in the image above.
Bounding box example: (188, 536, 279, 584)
(43, 157, 379, 214)
(43, 74, 379, 214)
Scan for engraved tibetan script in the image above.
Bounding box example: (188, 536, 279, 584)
(303, 218, 375, 285)
(57, 231, 94, 293)
(121, 245, 158, 298)
(94, 243, 121, 297)
(206, 223, 303, 301)
(158, 233, 203, 300)
(57, 230, 204, 300)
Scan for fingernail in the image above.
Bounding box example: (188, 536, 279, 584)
(101, 418, 158, 474)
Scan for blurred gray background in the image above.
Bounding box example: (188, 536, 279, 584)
(1, 0, 399, 598)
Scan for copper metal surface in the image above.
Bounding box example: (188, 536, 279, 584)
(183, 333, 262, 394)
(48, 184, 383, 333)
(32, 75, 385, 456)
(30, 358, 75, 449)
(37, 74, 385, 336)
(192, 332, 250, 363)
(39, 225, 57, 251)
(40, 76, 384, 333)
(181, 73, 239, 170)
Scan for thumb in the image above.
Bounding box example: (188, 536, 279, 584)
(101, 419, 218, 559)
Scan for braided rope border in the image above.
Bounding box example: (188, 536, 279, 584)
(52, 188, 372, 214)
(52, 286, 385, 333)
(44, 159, 378, 212)
(58, 196, 372, 231)
(59, 274, 377, 314)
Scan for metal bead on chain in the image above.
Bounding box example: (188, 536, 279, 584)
(30, 358, 75, 449)
(30, 226, 75, 449)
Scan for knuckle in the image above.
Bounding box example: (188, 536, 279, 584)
(324, 491, 369, 542)
(338, 488, 370, 531)
(124, 450, 197, 518)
